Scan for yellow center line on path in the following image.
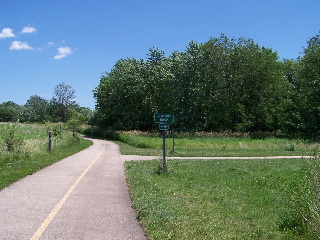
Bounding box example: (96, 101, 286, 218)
(30, 144, 106, 240)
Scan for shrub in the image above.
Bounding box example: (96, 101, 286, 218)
(1, 123, 24, 152)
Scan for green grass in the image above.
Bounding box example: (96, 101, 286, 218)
(109, 131, 316, 157)
(84, 128, 320, 238)
(0, 123, 93, 190)
(126, 158, 316, 239)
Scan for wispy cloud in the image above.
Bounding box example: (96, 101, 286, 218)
(48, 41, 55, 47)
(10, 41, 33, 50)
(54, 46, 73, 59)
(21, 26, 37, 34)
(0, 28, 15, 39)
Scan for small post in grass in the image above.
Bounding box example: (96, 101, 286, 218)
(59, 124, 62, 141)
(48, 131, 52, 153)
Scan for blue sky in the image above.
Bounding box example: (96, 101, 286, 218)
(1, 0, 320, 109)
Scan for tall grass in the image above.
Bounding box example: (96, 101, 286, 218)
(0, 123, 92, 190)
(84, 129, 317, 157)
(281, 148, 320, 237)
(306, 149, 320, 237)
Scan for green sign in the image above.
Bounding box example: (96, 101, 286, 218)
(154, 113, 174, 123)
(159, 123, 170, 131)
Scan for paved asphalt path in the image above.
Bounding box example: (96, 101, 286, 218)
(0, 139, 148, 240)
(0, 138, 312, 240)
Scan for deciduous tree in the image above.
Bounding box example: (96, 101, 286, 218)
(296, 33, 320, 134)
(49, 82, 78, 122)
(22, 95, 49, 123)
(0, 101, 22, 122)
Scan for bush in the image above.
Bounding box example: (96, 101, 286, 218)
(1, 123, 24, 152)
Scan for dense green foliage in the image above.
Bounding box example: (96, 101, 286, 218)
(94, 33, 320, 134)
(0, 101, 22, 122)
(295, 34, 320, 135)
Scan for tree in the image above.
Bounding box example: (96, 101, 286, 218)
(21, 95, 49, 123)
(67, 109, 88, 136)
(49, 82, 78, 122)
(0, 101, 22, 122)
(225, 38, 289, 131)
(280, 59, 301, 135)
(296, 33, 320, 134)
(169, 39, 228, 130)
(94, 48, 175, 130)
(94, 58, 150, 130)
(169, 35, 288, 131)
(93, 35, 290, 132)
(77, 107, 93, 121)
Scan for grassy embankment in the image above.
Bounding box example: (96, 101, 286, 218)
(0, 123, 92, 190)
(105, 131, 320, 239)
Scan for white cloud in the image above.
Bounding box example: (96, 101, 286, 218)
(22, 26, 37, 34)
(10, 41, 33, 50)
(48, 41, 55, 46)
(54, 46, 73, 59)
(0, 28, 15, 39)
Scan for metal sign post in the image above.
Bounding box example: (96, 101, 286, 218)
(162, 130, 167, 172)
(172, 129, 175, 153)
(154, 113, 174, 173)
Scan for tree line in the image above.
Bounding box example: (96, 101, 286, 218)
(93, 33, 320, 135)
(2, 33, 319, 135)
(0, 82, 92, 124)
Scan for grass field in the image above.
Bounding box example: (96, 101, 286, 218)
(126, 158, 317, 239)
(0, 123, 92, 190)
(108, 131, 317, 157)
(119, 131, 320, 239)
